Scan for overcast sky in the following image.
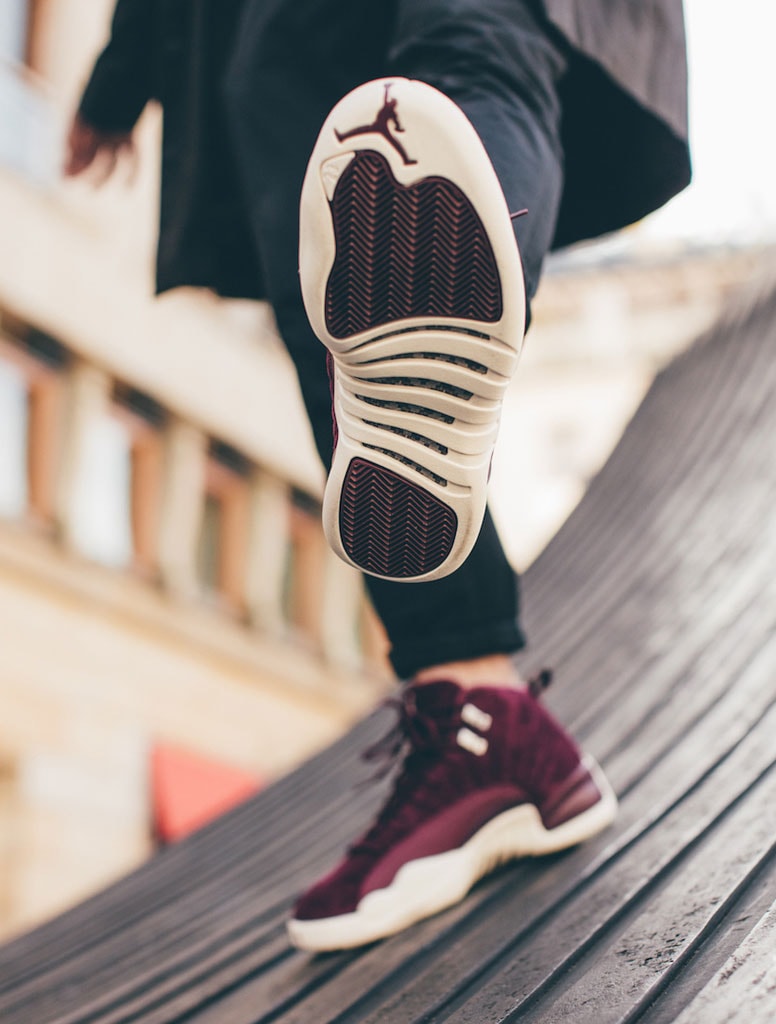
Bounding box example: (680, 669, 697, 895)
(644, 0, 776, 244)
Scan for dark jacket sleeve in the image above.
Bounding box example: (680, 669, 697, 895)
(77, 0, 156, 133)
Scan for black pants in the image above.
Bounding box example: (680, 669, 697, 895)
(224, 0, 568, 678)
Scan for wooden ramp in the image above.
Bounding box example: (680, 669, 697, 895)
(2, 278, 776, 1023)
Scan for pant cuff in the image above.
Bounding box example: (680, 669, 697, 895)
(389, 620, 527, 680)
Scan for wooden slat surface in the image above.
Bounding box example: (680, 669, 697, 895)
(2, 277, 776, 1023)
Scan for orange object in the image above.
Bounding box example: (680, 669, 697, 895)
(151, 743, 262, 843)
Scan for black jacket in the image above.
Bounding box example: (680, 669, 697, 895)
(79, 0, 691, 298)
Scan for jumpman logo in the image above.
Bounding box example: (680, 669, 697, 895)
(335, 83, 418, 166)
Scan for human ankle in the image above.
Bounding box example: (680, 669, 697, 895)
(411, 654, 523, 690)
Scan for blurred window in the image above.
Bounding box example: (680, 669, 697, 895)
(282, 488, 324, 639)
(0, 3, 56, 183)
(113, 385, 165, 574)
(0, 356, 28, 517)
(0, 1, 28, 64)
(70, 414, 134, 568)
(196, 441, 250, 609)
(0, 328, 65, 523)
(71, 384, 165, 572)
(0, 754, 16, 922)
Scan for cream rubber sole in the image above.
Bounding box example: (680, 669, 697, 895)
(299, 77, 525, 582)
(287, 757, 617, 952)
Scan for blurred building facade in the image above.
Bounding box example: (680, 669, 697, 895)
(0, 0, 769, 941)
(0, 0, 390, 941)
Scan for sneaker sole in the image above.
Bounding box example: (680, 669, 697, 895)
(299, 78, 525, 582)
(287, 756, 617, 951)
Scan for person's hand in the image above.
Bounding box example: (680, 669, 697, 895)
(63, 113, 137, 186)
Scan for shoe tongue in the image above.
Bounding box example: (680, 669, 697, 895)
(409, 680, 461, 717)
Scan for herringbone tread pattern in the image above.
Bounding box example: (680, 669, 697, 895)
(325, 151, 502, 339)
(339, 457, 457, 578)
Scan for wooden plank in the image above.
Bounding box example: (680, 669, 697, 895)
(0, 719, 385, 1001)
(669, 900, 776, 1024)
(232, 659, 776, 1024)
(98, 656, 775, 1024)
(2, 281, 776, 1024)
(501, 776, 776, 1024)
(636, 853, 776, 1023)
(9, 610, 776, 1022)
(524, 305, 776, 667)
(542, 397, 776, 717)
(440, 754, 776, 1024)
(0, 784, 386, 1021)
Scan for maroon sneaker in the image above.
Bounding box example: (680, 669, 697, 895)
(287, 676, 617, 951)
(299, 78, 525, 582)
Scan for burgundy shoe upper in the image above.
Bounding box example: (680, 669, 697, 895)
(293, 679, 595, 922)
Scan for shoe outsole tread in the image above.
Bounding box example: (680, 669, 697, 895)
(300, 78, 525, 581)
